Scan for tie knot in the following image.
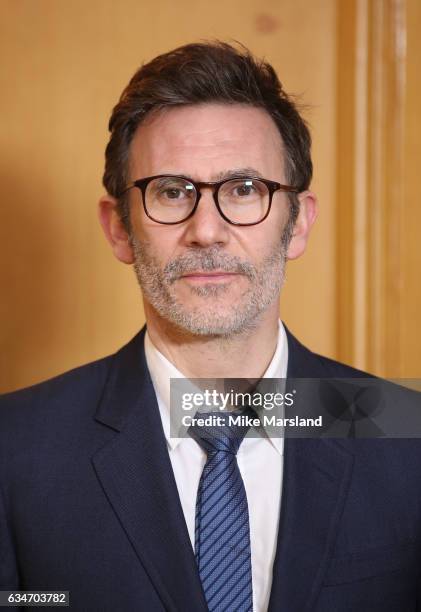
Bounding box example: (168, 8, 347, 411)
(188, 407, 256, 455)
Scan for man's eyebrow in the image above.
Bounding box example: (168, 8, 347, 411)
(156, 168, 265, 182)
(212, 168, 264, 181)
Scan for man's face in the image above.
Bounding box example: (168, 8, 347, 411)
(124, 103, 297, 337)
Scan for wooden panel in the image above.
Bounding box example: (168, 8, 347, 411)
(400, 0, 421, 376)
(336, 0, 421, 377)
(336, 0, 358, 367)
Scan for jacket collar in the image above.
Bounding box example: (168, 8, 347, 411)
(94, 323, 318, 431)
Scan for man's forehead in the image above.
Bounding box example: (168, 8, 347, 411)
(128, 103, 285, 178)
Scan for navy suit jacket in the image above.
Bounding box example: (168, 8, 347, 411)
(1, 326, 421, 611)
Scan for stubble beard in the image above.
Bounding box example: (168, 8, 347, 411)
(131, 223, 293, 338)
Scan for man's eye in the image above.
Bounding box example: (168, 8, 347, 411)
(156, 183, 195, 200)
(235, 184, 255, 196)
(163, 188, 184, 199)
(230, 182, 258, 198)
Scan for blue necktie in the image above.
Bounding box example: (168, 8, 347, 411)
(189, 409, 254, 612)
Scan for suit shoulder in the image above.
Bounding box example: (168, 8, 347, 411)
(0, 353, 114, 423)
(284, 324, 374, 378)
(312, 352, 374, 378)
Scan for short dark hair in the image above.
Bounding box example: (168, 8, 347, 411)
(103, 41, 312, 230)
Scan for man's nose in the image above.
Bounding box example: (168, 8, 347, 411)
(182, 188, 230, 247)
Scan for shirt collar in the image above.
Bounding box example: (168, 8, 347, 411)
(145, 321, 288, 456)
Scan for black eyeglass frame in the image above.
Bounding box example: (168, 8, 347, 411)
(120, 174, 299, 226)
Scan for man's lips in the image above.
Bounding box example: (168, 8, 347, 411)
(180, 271, 239, 280)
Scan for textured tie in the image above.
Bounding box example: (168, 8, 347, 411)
(189, 409, 254, 612)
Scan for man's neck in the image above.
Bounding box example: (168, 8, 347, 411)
(144, 304, 280, 379)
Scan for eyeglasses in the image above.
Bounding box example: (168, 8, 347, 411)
(120, 174, 299, 226)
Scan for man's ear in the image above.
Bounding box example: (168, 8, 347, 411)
(98, 195, 135, 264)
(286, 190, 318, 260)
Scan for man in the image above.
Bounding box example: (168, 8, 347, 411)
(1, 42, 420, 612)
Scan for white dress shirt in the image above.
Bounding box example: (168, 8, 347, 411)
(144, 321, 288, 612)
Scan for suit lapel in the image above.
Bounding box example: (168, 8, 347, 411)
(91, 328, 207, 612)
(268, 328, 355, 611)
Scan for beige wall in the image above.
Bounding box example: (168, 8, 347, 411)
(0, 0, 337, 392)
(0, 0, 418, 392)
